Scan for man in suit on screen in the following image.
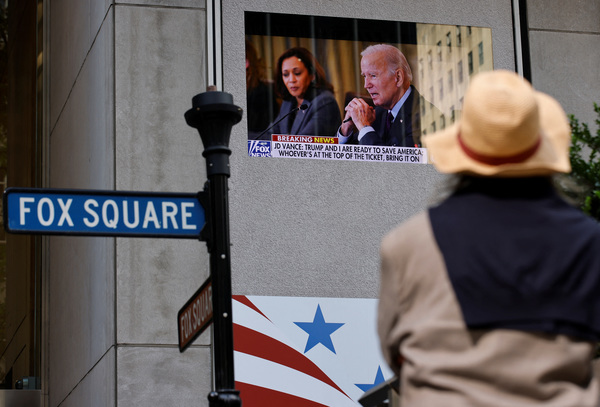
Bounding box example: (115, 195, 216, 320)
(338, 44, 424, 148)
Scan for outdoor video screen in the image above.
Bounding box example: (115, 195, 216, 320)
(245, 12, 493, 165)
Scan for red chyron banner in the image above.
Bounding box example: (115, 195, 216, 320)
(271, 135, 339, 144)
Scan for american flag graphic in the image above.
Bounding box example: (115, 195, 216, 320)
(233, 296, 393, 406)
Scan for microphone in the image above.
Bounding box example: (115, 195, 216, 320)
(257, 103, 308, 140)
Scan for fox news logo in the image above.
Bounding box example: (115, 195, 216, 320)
(248, 140, 271, 157)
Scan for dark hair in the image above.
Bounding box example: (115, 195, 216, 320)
(246, 39, 266, 91)
(275, 47, 334, 100)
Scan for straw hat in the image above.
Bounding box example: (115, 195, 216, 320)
(423, 70, 571, 176)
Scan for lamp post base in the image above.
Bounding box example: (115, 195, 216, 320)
(208, 390, 241, 407)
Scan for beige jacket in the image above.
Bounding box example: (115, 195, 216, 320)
(378, 211, 599, 406)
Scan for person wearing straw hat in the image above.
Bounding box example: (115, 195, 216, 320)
(377, 70, 600, 406)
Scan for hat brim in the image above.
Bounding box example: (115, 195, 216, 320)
(423, 92, 571, 177)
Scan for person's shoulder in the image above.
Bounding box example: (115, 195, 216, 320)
(406, 86, 422, 109)
(554, 193, 600, 232)
(278, 98, 293, 111)
(310, 90, 339, 111)
(409, 84, 421, 97)
(381, 211, 430, 251)
(577, 212, 600, 237)
(313, 89, 336, 102)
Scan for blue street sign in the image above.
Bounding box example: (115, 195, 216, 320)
(3, 188, 207, 239)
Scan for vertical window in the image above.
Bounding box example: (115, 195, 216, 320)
(456, 26, 462, 46)
(438, 78, 443, 101)
(437, 41, 442, 61)
(440, 114, 446, 129)
(448, 69, 453, 91)
(458, 60, 463, 83)
(468, 51, 474, 74)
(446, 31, 451, 52)
(450, 106, 456, 123)
(478, 41, 484, 65)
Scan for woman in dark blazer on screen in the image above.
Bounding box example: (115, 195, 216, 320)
(263, 47, 341, 138)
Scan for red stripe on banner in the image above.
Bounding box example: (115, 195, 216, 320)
(233, 324, 351, 399)
(233, 295, 272, 322)
(236, 381, 329, 407)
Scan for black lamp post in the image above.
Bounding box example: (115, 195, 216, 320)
(185, 90, 243, 407)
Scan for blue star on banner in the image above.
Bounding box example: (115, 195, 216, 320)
(355, 366, 386, 392)
(294, 304, 344, 354)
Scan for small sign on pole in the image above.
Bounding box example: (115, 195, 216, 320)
(178, 277, 213, 352)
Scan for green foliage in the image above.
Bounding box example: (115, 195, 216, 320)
(564, 103, 600, 221)
(568, 105, 600, 359)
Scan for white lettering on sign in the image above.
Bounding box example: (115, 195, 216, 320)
(143, 202, 160, 229)
(57, 199, 74, 226)
(84, 199, 100, 227)
(102, 200, 119, 229)
(38, 198, 54, 226)
(18, 196, 199, 232)
(182, 202, 195, 230)
(163, 202, 178, 229)
(19, 197, 35, 225)
(123, 201, 139, 228)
